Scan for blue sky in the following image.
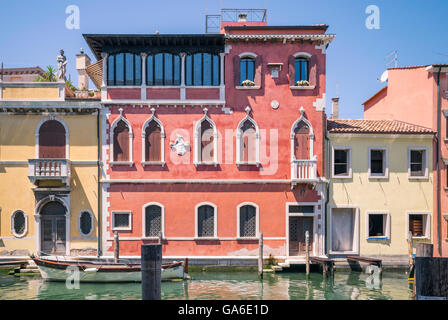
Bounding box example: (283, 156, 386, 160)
(1, 0, 447, 118)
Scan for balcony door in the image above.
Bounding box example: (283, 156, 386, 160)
(39, 120, 66, 158)
(40, 201, 66, 255)
(294, 122, 310, 160)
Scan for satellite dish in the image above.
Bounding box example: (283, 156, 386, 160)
(378, 70, 388, 83)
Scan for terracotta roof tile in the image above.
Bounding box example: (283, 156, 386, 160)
(327, 119, 434, 134)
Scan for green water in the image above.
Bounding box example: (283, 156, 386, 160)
(0, 270, 412, 300)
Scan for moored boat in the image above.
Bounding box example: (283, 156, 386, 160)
(31, 256, 186, 283)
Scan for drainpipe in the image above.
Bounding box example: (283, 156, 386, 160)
(324, 113, 330, 256)
(97, 107, 102, 257)
(435, 67, 442, 257)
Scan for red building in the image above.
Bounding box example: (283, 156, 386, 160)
(84, 9, 335, 264)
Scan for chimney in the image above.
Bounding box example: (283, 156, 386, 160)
(76, 49, 91, 91)
(331, 97, 339, 119)
(238, 13, 247, 22)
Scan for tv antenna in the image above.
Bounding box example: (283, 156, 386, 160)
(385, 50, 398, 68)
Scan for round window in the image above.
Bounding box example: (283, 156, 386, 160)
(79, 211, 93, 236)
(12, 211, 26, 237)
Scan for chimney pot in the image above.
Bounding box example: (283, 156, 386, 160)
(76, 53, 91, 91)
(331, 97, 339, 119)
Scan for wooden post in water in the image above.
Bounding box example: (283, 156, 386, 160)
(305, 230, 310, 276)
(258, 232, 263, 279)
(141, 244, 162, 300)
(114, 231, 119, 264)
(407, 231, 413, 268)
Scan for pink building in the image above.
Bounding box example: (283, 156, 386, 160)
(364, 64, 448, 257)
(84, 9, 335, 264)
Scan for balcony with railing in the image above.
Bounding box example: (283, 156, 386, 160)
(28, 159, 71, 186)
(291, 158, 317, 183)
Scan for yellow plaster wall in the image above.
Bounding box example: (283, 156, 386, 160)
(2, 87, 59, 100)
(328, 135, 433, 256)
(0, 113, 99, 255)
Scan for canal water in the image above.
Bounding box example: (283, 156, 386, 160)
(0, 270, 412, 300)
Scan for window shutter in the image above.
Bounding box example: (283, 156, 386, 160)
(233, 55, 241, 86)
(39, 120, 66, 159)
(294, 122, 310, 160)
(254, 55, 262, 87)
(201, 121, 214, 162)
(114, 120, 130, 161)
(288, 55, 295, 86)
(309, 55, 318, 87)
(146, 122, 162, 162)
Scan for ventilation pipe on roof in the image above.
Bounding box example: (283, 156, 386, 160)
(330, 97, 339, 119)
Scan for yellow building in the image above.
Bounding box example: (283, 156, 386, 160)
(327, 119, 434, 263)
(0, 61, 101, 258)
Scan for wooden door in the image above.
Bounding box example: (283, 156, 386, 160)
(39, 120, 66, 158)
(294, 122, 310, 160)
(289, 217, 313, 256)
(40, 217, 66, 254)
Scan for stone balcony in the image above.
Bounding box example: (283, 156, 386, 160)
(28, 159, 71, 186)
(291, 158, 318, 183)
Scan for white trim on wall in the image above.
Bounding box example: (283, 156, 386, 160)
(368, 146, 389, 179)
(329, 205, 360, 255)
(194, 202, 218, 239)
(331, 146, 352, 179)
(365, 210, 391, 240)
(236, 202, 260, 239)
(238, 52, 258, 59)
(408, 147, 429, 179)
(77, 210, 94, 237)
(406, 211, 431, 240)
(11, 210, 28, 238)
(141, 202, 165, 239)
(111, 211, 132, 231)
(292, 52, 312, 59)
(35, 116, 69, 159)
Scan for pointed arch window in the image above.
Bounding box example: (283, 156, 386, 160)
(236, 106, 260, 166)
(194, 109, 218, 166)
(142, 109, 165, 166)
(110, 109, 133, 165)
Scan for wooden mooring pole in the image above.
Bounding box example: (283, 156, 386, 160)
(114, 231, 119, 264)
(141, 244, 162, 300)
(305, 231, 310, 276)
(258, 232, 263, 279)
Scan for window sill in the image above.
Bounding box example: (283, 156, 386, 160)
(332, 175, 352, 179)
(110, 161, 133, 167)
(368, 175, 389, 179)
(141, 161, 165, 167)
(290, 85, 315, 90)
(236, 237, 259, 241)
(194, 237, 219, 241)
(411, 236, 430, 240)
(236, 86, 261, 90)
(142, 236, 163, 240)
(194, 162, 218, 167)
(236, 162, 260, 167)
(408, 175, 429, 180)
(367, 236, 389, 240)
(111, 227, 132, 231)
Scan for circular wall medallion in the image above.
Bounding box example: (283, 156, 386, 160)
(271, 100, 279, 110)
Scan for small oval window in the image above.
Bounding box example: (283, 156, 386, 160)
(79, 211, 93, 236)
(12, 211, 26, 237)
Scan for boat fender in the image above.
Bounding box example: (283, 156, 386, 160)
(84, 268, 99, 273)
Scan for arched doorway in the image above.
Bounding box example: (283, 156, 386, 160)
(40, 201, 67, 254)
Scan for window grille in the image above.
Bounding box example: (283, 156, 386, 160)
(145, 206, 162, 237)
(13, 211, 26, 236)
(80, 211, 92, 236)
(240, 205, 256, 237)
(113, 213, 130, 229)
(198, 205, 215, 237)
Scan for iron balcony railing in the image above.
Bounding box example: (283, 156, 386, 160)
(28, 159, 71, 185)
(206, 8, 267, 33)
(291, 159, 317, 182)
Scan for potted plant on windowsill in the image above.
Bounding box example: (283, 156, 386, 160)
(241, 79, 255, 87)
(296, 80, 310, 87)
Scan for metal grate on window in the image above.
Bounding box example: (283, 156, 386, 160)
(145, 206, 162, 237)
(113, 213, 130, 229)
(289, 205, 314, 214)
(80, 211, 92, 236)
(240, 205, 256, 237)
(13, 211, 26, 236)
(198, 205, 215, 237)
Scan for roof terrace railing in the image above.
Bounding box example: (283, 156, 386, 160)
(206, 8, 267, 33)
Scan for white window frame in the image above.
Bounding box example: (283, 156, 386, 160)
(329, 206, 360, 255)
(141, 109, 166, 167)
(236, 107, 260, 166)
(368, 147, 389, 179)
(142, 202, 165, 240)
(111, 211, 132, 231)
(236, 202, 260, 239)
(11, 210, 28, 238)
(195, 202, 218, 239)
(285, 202, 318, 257)
(365, 211, 390, 240)
(78, 210, 94, 237)
(193, 109, 218, 167)
(406, 212, 431, 240)
(110, 108, 133, 166)
(35, 116, 70, 159)
(408, 147, 428, 179)
(332, 146, 352, 179)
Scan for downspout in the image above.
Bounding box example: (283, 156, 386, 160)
(324, 114, 330, 256)
(97, 107, 102, 257)
(435, 67, 442, 256)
